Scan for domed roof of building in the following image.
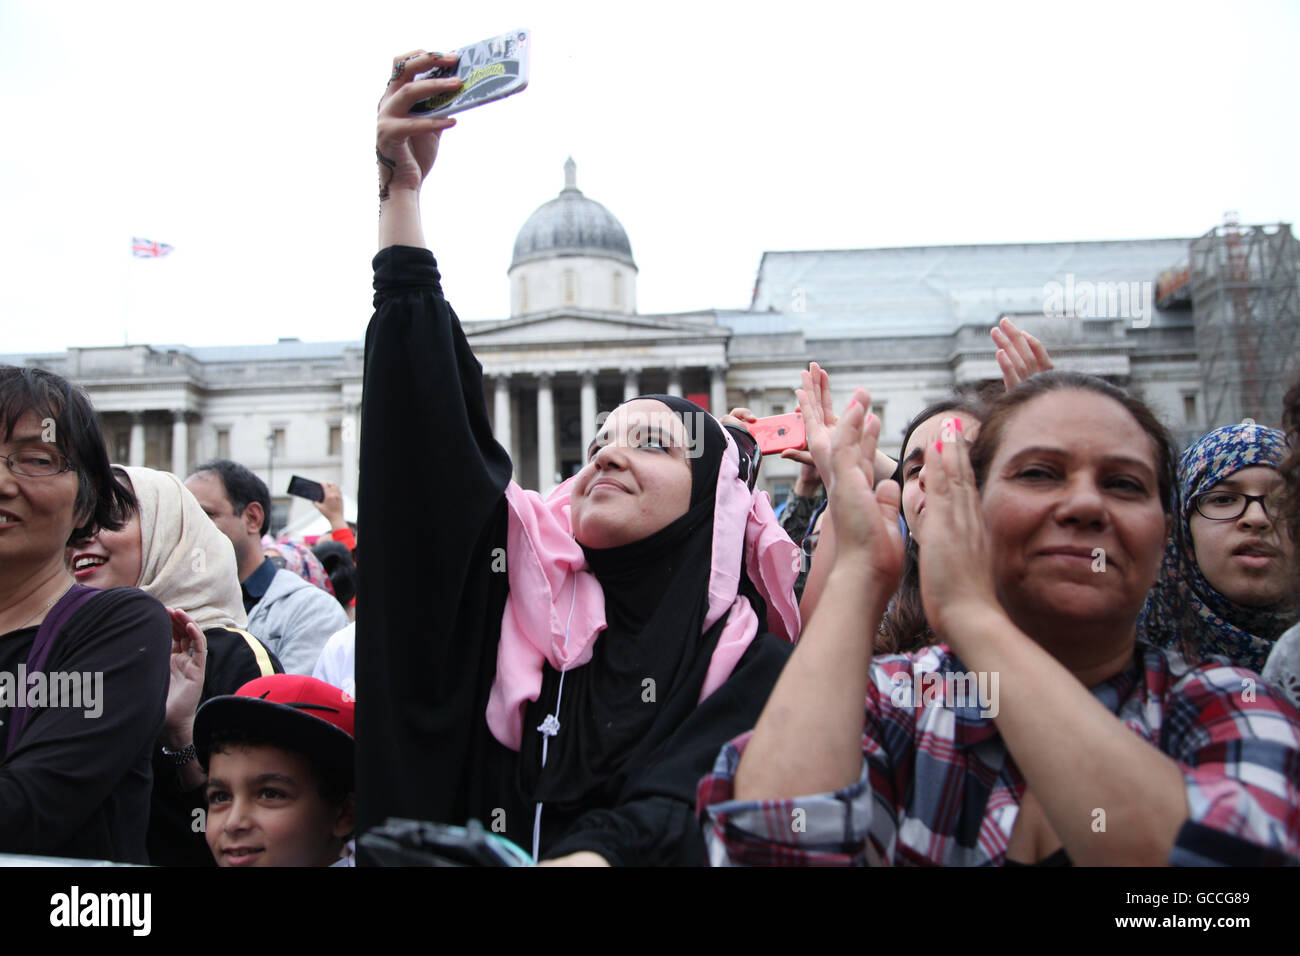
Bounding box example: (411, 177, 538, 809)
(510, 158, 636, 271)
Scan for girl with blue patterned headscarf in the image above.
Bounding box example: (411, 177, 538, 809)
(1140, 421, 1296, 671)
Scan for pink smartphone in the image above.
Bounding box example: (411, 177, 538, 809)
(749, 412, 806, 455)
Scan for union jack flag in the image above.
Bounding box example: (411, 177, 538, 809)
(132, 237, 174, 258)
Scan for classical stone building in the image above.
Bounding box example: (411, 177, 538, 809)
(6, 160, 1269, 533)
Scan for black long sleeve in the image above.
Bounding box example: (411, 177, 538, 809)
(0, 587, 170, 863)
(357, 247, 516, 839)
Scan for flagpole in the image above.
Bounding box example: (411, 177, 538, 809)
(123, 238, 132, 345)
(126, 238, 176, 344)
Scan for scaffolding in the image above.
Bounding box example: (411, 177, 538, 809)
(1188, 216, 1300, 430)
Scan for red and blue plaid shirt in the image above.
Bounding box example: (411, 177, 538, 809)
(698, 642, 1300, 866)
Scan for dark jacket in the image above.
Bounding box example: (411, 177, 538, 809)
(0, 587, 170, 863)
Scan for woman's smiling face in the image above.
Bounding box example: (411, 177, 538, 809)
(0, 410, 82, 571)
(978, 389, 1169, 635)
(68, 471, 143, 588)
(569, 400, 694, 550)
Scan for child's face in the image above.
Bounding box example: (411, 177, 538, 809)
(205, 742, 353, 867)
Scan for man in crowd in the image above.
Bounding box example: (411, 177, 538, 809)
(185, 460, 347, 674)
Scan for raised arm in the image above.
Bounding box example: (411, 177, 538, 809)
(357, 51, 515, 839)
(376, 50, 462, 251)
(734, 390, 903, 800)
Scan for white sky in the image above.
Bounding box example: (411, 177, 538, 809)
(2, 0, 1297, 352)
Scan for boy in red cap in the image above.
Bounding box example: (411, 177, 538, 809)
(194, 674, 355, 867)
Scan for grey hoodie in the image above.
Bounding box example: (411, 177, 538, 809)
(245, 568, 348, 675)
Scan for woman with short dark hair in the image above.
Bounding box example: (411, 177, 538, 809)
(0, 366, 170, 863)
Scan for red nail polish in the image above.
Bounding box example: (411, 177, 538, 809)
(935, 440, 944, 453)
(954, 418, 963, 432)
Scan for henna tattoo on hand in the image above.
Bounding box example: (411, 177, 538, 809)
(376, 148, 397, 201)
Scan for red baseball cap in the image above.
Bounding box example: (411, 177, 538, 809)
(194, 675, 355, 784)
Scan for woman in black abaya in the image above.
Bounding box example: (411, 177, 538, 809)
(356, 50, 799, 865)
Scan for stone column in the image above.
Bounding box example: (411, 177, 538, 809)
(341, 403, 360, 501)
(493, 374, 513, 458)
(710, 365, 728, 416)
(129, 413, 146, 468)
(580, 371, 597, 453)
(170, 410, 188, 476)
(622, 367, 639, 403)
(536, 373, 555, 495)
(667, 368, 683, 398)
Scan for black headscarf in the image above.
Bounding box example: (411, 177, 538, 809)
(518, 395, 742, 808)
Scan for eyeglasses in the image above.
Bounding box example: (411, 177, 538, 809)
(1, 451, 76, 477)
(723, 424, 762, 492)
(1190, 490, 1281, 522)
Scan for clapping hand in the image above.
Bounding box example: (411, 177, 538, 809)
(790, 362, 837, 485)
(823, 388, 904, 591)
(915, 418, 1002, 644)
(164, 608, 207, 748)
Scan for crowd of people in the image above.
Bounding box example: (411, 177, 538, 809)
(0, 50, 1296, 867)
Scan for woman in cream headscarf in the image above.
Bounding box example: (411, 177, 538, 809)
(68, 465, 281, 866)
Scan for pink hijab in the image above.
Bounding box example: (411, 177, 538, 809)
(486, 428, 801, 750)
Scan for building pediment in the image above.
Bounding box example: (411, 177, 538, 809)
(465, 310, 726, 346)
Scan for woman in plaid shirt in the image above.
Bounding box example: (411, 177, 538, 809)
(701, 371, 1300, 866)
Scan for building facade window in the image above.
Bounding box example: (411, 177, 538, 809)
(329, 424, 342, 456)
(1183, 393, 1197, 424)
(517, 276, 528, 314)
(612, 271, 623, 310)
(269, 497, 291, 536)
(216, 428, 230, 460)
(273, 428, 286, 456)
(564, 269, 576, 306)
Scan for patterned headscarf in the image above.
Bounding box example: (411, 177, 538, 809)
(261, 535, 335, 596)
(1139, 421, 1293, 671)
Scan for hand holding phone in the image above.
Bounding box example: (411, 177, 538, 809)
(287, 475, 326, 503)
(409, 29, 530, 117)
(750, 412, 806, 456)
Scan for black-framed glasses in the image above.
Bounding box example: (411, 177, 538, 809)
(1190, 490, 1281, 522)
(1, 451, 75, 478)
(723, 424, 762, 492)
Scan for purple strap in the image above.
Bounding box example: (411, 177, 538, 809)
(4, 585, 99, 756)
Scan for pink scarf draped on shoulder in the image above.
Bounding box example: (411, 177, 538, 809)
(486, 429, 801, 750)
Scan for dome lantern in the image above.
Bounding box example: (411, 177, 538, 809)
(509, 159, 638, 317)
